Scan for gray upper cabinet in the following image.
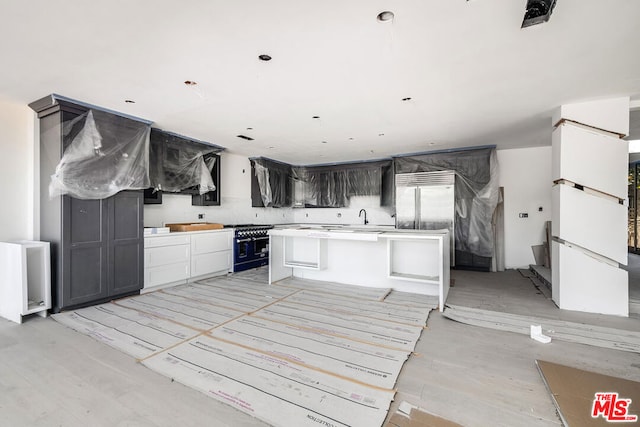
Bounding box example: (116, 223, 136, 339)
(30, 95, 145, 312)
(146, 128, 222, 206)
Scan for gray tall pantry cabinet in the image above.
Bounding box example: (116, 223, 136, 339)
(30, 95, 145, 312)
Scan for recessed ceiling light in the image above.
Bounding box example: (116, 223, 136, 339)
(348, 137, 354, 141)
(184, 80, 197, 86)
(402, 97, 412, 101)
(236, 135, 254, 141)
(124, 99, 135, 104)
(377, 11, 395, 22)
(312, 116, 320, 119)
(246, 127, 253, 130)
(258, 54, 272, 61)
(378, 133, 385, 136)
(321, 141, 328, 144)
(268, 146, 275, 149)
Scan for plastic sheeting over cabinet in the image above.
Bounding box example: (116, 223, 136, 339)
(49, 110, 151, 199)
(394, 147, 499, 258)
(251, 158, 390, 208)
(148, 129, 223, 195)
(49, 109, 224, 199)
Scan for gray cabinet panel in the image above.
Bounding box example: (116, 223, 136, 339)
(109, 191, 143, 295)
(112, 192, 141, 240)
(68, 246, 106, 302)
(63, 197, 109, 307)
(69, 198, 103, 243)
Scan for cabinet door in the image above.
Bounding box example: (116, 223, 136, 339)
(109, 191, 144, 296)
(62, 196, 109, 308)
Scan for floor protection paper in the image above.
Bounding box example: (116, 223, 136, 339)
(53, 275, 433, 427)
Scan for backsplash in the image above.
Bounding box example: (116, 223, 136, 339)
(144, 194, 394, 227)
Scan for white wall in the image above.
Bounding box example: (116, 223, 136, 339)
(0, 98, 35, 241)
(497, 146, 552, 269)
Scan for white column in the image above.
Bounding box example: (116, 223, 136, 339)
(551, 97, 630, 316)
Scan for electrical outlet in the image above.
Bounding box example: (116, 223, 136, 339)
(198, 213, 204, 219)
(519, 213, 528, 218)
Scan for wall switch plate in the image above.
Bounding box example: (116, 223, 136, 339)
(519, 213, 529, 218)
(198, 213, 204, 219)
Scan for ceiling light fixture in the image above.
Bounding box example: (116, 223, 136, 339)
(377, 11, 395, 22)
(321, 141, 328, 144)
(348, 137, 355, 141)
(312, 116, 320, 119)
(246, 127, 253, 130)
(236, 135, 254, 141)
(124, 100, 135, 104)
(402, 97, 412, 102)
(258, 54, 272, 61)
(378, 133, 385, 136)
(184, 80, 197, 86)
(522, 0, 557, 28)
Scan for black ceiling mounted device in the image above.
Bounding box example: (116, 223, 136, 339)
(521, 0, 557, 28)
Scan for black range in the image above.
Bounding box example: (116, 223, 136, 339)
(225, 224, 274, 272)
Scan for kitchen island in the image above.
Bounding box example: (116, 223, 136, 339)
(269, 225, 450, 310)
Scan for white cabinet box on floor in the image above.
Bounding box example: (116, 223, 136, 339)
(551, 122, 628, 199)
(551, 184, 627, 265)
(551, 241, 628, 317)
(0, 241, 51, 324)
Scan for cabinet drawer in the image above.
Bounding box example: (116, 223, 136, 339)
(191, 250, 231, 278)
(145, 234, 191, 248)
(144, 261, 190, 288)
(144, 244, 190, 268)
(191, 232, 231, 255)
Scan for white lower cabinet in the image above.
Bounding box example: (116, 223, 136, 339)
(190, 232, 232, 278)
(144, 230, 232, 291)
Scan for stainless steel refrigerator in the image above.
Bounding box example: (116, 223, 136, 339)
(395, 171, 455, 264)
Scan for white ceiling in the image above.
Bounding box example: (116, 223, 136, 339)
(1, 0, 639, 164)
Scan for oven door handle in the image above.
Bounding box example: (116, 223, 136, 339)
(236, 238, 252, 243)
(253, 236, 270, 241)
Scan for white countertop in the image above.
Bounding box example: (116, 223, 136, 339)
(270, 225, 449, 241)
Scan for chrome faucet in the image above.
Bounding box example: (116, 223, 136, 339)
(358, 209, 369, 225)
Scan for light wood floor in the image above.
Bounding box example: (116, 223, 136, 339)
(2, 269, 639, 427)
